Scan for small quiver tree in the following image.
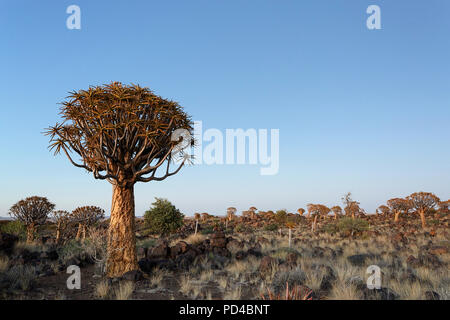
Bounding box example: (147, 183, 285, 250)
(438, 200, 450, 215)
(386, 198, 411, 223)
(9, 196, 55, 243)
(71, 206, 105, 240)
(51, 210, 71, 244)
(285, 221, 296, 248)
(330, 206, 342, 220)
(227, 207, 237, 222)
(407, 192, 440, 229)
(377, 205, 390, 216)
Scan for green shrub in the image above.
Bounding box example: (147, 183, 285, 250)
(144, 198, 184, 236)
(264, 223, 279, 232)
(0, 220, 26, 239)
(234, 223, 247, 233)
(200, 226, 214, 235)
(274, 210, 288, 225)
(57, 239, 85, 263)
(332, 217, 369, 235)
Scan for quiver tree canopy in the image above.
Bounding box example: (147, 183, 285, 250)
(9, 196, 55, 243)
(45, 82, 194, 187)
(406, 192, 440, 228)
(377, 205, 390, 215)
(387, 198, 412, 223)
(45, 82, 194, 277)
(71, 206, 105, 226)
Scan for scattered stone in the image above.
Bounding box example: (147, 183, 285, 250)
(424, 291, 440, 300)
(0, 232, 19, 255)
(347, 254, 373, 267)
(149, 241, 169, 259)
(259, 256, 277, 274)
(428, 246, 447, 256)
(122, 270, 144, 282)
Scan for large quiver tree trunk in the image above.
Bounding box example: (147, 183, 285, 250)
(106, 184, 138, 277)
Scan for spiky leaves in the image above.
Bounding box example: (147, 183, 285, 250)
(45, 82, 194, 187)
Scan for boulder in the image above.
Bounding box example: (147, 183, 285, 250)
(0, 232, 18, 255)
(122, 270, 144, 282)
(259, 256, 277, 274)
(148, 241, 169, 259)
(226, 239, 243, 253)
(170, 241, 190, 259)
(361, 287, 399, 300)
(285, 252, 299, 266)
(428, 246, 448, 256)
(425, 291, 440, 300)
(210, 234, 227, 248)
(347, 254, 373, 267)
(138, 258, 176, 273)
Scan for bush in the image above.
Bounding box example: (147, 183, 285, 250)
(200, 226, 214, 235)
(0, 264, 37, 290)
(234, 223, 248, 233)
(264, 223, 279, 232)
(0, 220, 26, 239)
(274, 210, 288, 225)
(144, 198, 184, 236)
(324, 217, 369, 236)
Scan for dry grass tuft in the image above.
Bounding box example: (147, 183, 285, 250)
(0, 256, 9, 272)
(185, 233, 206, 245)
(328, 283, 362, 300)
(114, 281, 134, 300)
(223, 285, 242, 300)
(95, 280, 110, 299)
(179, 274, 193, 296)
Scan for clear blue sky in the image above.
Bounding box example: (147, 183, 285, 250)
(1, 0, 449, 217)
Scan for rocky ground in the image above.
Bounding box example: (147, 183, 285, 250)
(0, 211, 449, 300)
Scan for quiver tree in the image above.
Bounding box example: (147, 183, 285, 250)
(193, 213, 200, 235)
(407, 192, 440, 229)
(248, 206, 258, 219)
(377, 205, 390, 216)
(9, 196, 55, 243)
(52, 210, 71, 243)
(307, 204, 330, 220)
(330, 206, 342, 220)
(227, 207, 237, 221)
(341, 192, 363, 219)
(71, 206, 105, 240)
(285, 221, 296, 248)
(201, 213, 210, 221)
(386, 198, 411, 223)
(297, 208, 305, 216)
(45, 82, 193, 277)
(438, 200, 450, 214)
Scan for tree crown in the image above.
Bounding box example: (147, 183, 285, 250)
(407, 192, 440, 212)
(45, 82, 193, 187)
(9, 196, 55, 226)
(71, 206, 105, 225)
